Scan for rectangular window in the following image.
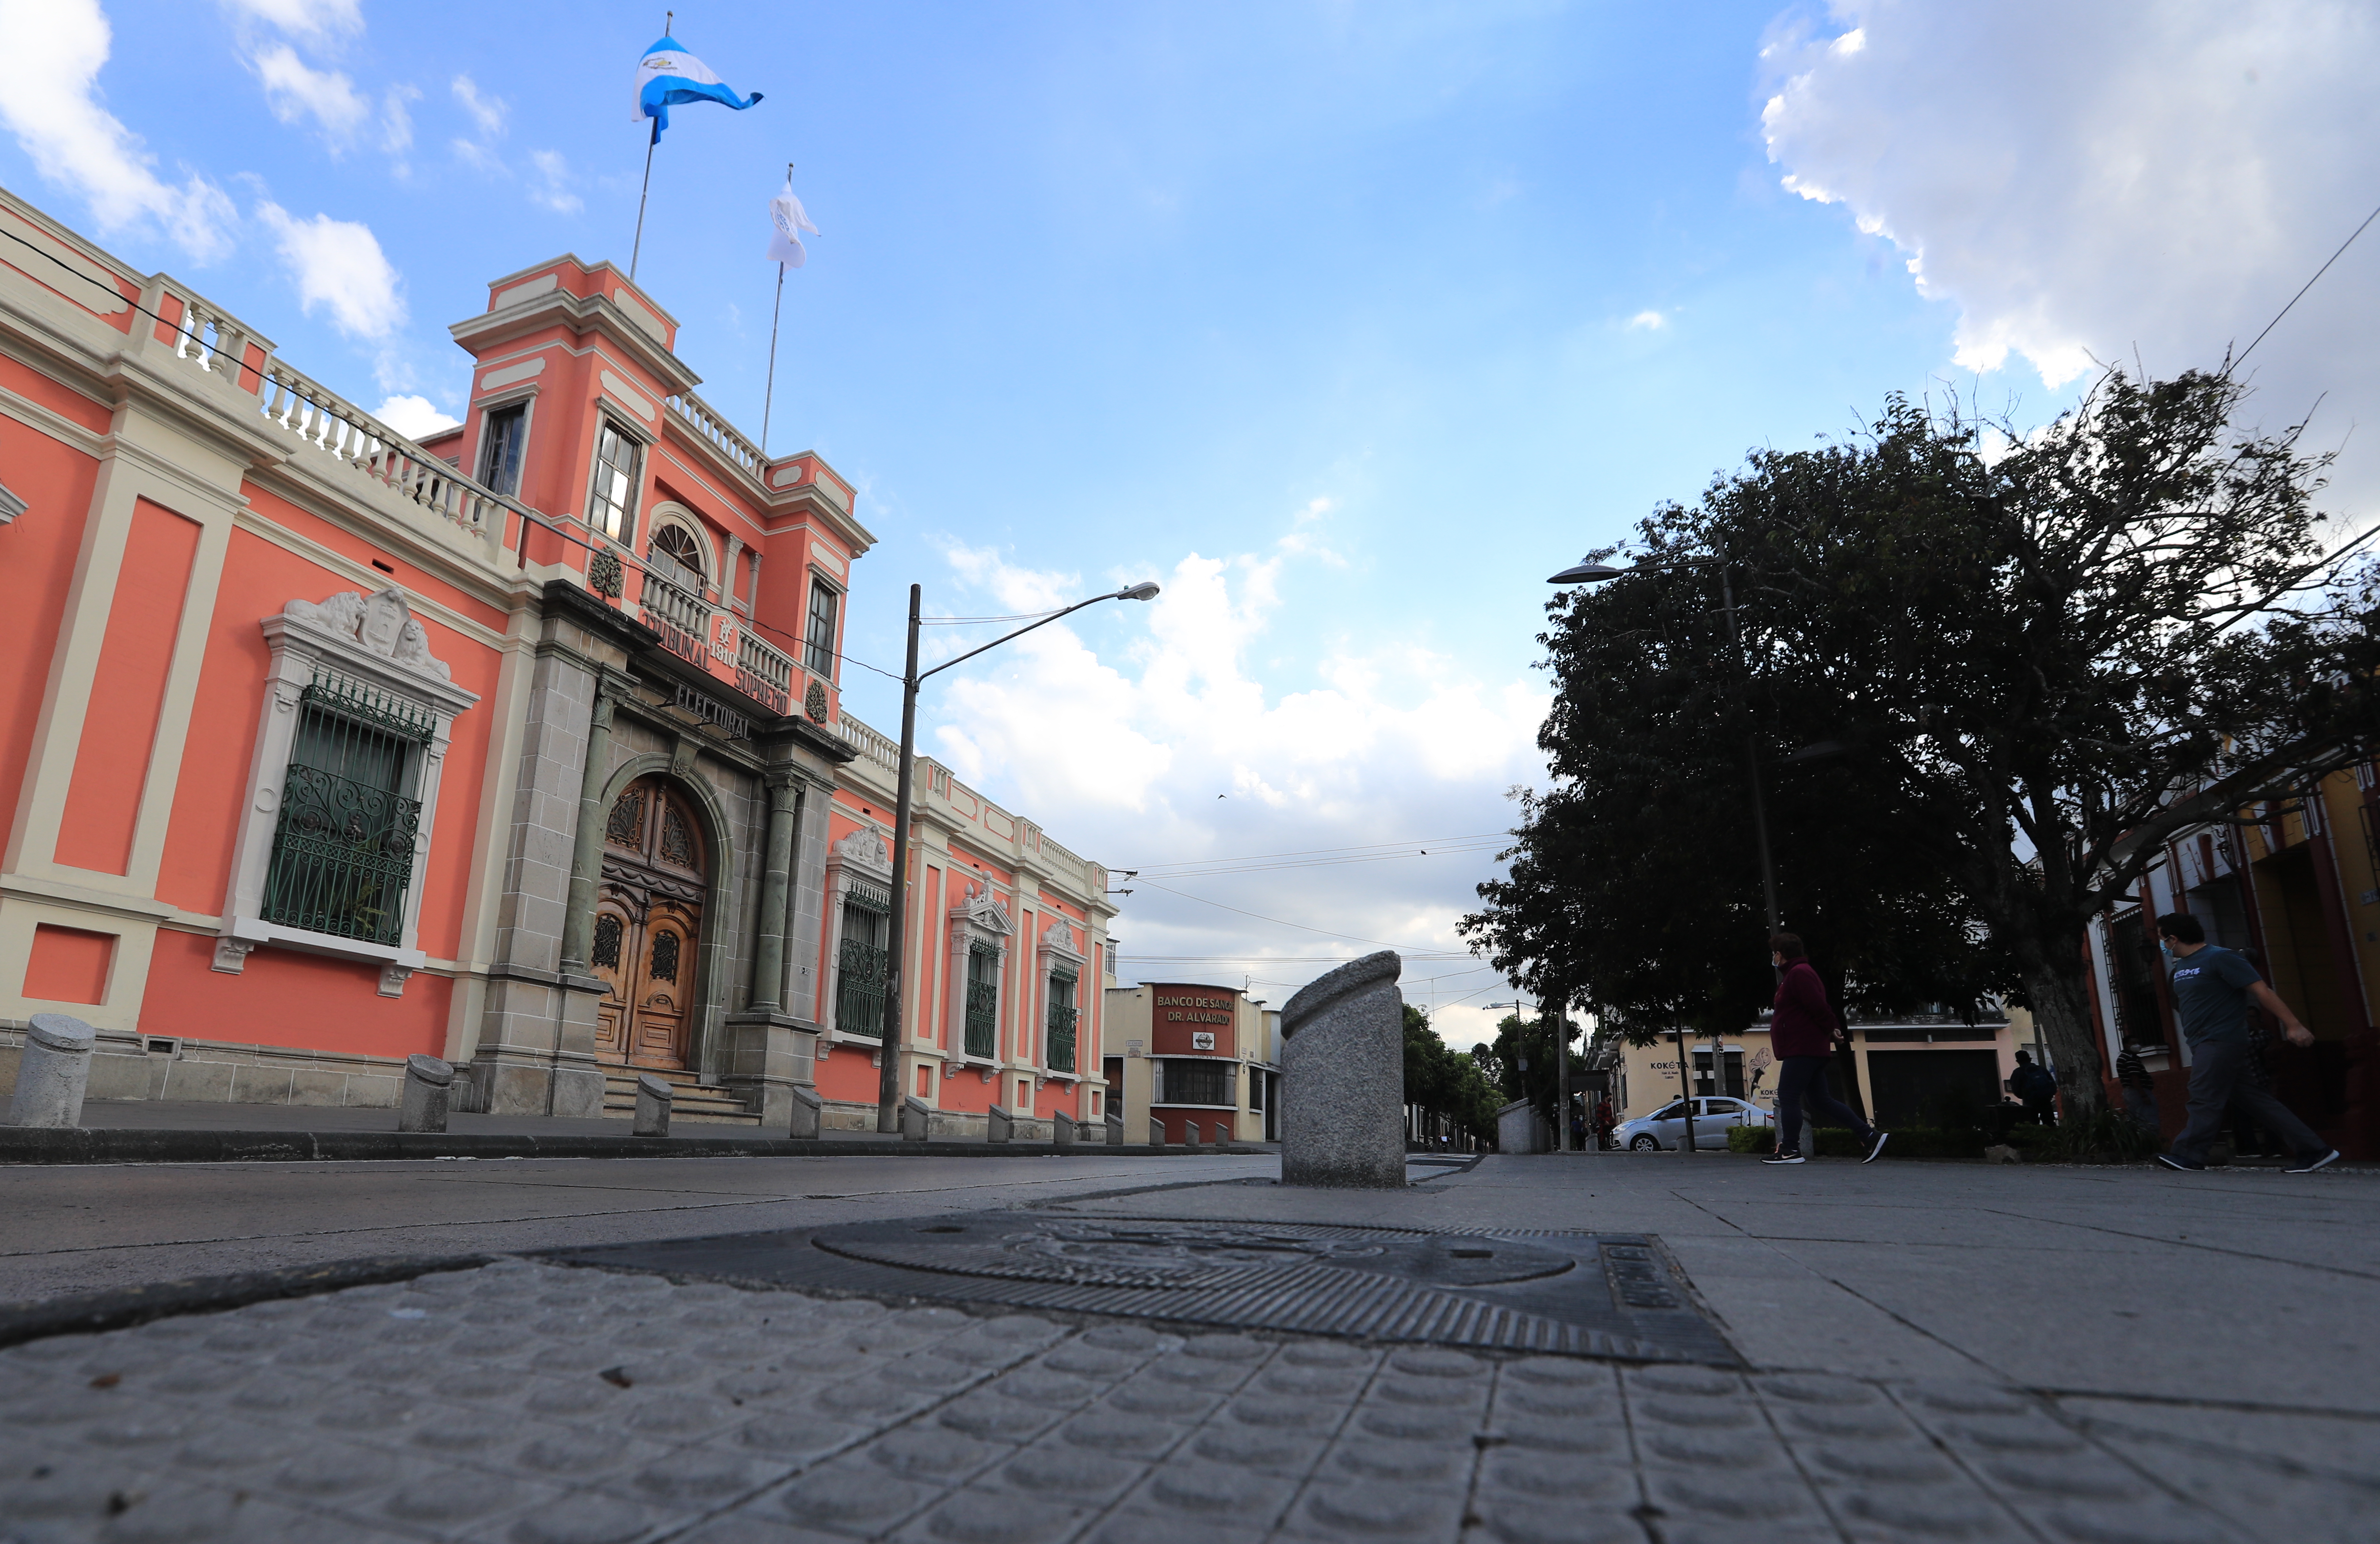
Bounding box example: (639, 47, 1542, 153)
(1046, 972, 1078, 1073)
(835, 892, 890, 1038)
(1247, 1071, 1264, 1112)
(587, 419, 642, 543)
(804, 578, 840, 678)
(964, 945, 998, 1059)
(1162, 1058, 1229, 1107)
(261, 672, 430, 946)
(478, 402, 527, 495)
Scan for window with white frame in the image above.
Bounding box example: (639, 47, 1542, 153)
(588, 418, 642, 542)
(477, 402, 528, 495)
(214, 588, 478, 997)
(805, 577, 840, 678)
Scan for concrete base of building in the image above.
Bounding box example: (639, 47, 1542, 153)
(1, 1023, 411, 1111)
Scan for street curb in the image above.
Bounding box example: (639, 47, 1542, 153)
(0, 1128, 1269, 1166)
(0, 1253, 496, 1351)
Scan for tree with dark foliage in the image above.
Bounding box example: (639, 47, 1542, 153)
(1468, 368, 2380, 1121)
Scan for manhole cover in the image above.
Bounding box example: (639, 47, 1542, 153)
(544, 1215, 1737, 1365)
(815, 1218, 1580, 1290)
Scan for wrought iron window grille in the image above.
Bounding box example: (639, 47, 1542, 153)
(258, 680, 426, 946)
(965, 945, 998, 1060)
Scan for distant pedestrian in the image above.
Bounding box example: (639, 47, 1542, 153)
(2007, 1051, 2059, 1127)
(2114, 1043, 2159, 1134)
(1594, 1097, 1617, 1151)
(2152, 913, 2337, 1174)
(1761, 934, 1888, 1166)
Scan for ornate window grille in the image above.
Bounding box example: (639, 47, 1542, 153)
(836, 890, 890, 1038)
(1046, 971, 1078, 1073)
(259, 670, 430, 946)
(965, 945, 998, 1059)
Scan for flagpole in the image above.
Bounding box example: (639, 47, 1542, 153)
(761, 161, 792, 458)
(629, 11, 672, 282)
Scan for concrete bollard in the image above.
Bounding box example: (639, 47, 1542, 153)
(1051, 1111, 1075, 1151)
(1212, 1122, 1231, 1148)
(902, 1094, 931, 1142)
(5, 1013, 96, 1128)
(788, 1085, 823, 1140)
(397, 1054, 454, 1133)
(1105, 1114, 1124, 1147)
(987, 1105, 1015, 1143)
(1280, 950, 1407, 1188)
(1148, 1116, 1167, 1149)
(1184, 1121, 1201, 1150)
(633, 1073, 673, 1137)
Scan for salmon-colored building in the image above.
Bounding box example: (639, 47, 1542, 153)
(0, 186, 1113, 1136)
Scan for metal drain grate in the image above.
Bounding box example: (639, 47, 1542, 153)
(544, 1214, 1739, 1366)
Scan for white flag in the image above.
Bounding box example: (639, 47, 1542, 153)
(766, 178, 819, 268)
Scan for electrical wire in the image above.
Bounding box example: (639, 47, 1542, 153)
(2234, 199, 2380, 371)
(1126, 833, 1508, 873)
(1126, 878, 1472, 957)
(1125, 840, 1510, 880)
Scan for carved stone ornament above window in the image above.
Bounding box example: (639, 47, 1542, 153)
(831, 825, 892, 878)
(281, 588, 454, 681)
(805, 680, 829, 723)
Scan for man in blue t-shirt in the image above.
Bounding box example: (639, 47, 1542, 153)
(2153, 913, 2338, 1174)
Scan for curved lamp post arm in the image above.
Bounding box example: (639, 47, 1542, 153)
(875, 579, 1161, 1134)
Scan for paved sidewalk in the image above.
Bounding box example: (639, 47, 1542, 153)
(1, 1152, 2374, 1543)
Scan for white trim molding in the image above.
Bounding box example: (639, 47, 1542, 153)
(818, 824, 892, 1055)
(213, 588, 480, 994)
(0, 481, 24, 525)
(1034, 915, 1088, 1081)
(945, 879, 1012, 1075)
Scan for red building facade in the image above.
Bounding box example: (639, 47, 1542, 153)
(0, 187, 1112, 1135)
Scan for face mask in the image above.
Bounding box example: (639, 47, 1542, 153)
(2159, 941, 2172, 959)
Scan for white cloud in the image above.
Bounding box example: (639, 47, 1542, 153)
(374, 394, 457, 439)
(380, 84, 419, 156)
(1625, 310, 1666, 331)
(256, 201, 404, 339)
(915, 533, 1546, 1022)
(253, 43, 369, 142)
(221, 0, 361, 40)
(1760, 0, 2380, 506)
(0, 0, 236, 260)
(451, 75, 507, 138)
(529, 150, 582, 214)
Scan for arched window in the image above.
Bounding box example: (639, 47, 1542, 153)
(648, 523, 706, 593)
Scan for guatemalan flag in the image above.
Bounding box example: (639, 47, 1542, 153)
(765, 177, 819, 268)
(632, 36, 763, 143)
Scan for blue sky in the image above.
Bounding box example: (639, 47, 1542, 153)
(8, 1, 2374, 1042)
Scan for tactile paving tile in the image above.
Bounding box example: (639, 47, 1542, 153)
(541, 1214, 1740, 1366)
(0, 1258, 2319, 1543)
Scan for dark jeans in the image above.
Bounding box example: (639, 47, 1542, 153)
(2120, 1083, 2159, 1133)
(2170, 1037, 2327, 1165)
(1775, 1055, 1872, 1154)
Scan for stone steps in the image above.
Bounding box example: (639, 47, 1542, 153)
(600, 1068, 762, 1126)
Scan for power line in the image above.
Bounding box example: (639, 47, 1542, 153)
(1127, 833, 1508, 872)
(1128, 877, 1470, 957)
(2234, 198, 2380, 371)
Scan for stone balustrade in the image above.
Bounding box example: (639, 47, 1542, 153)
(151, 279, 519, 551)
(735, 626, 796, 716)
(665, 389, 766, 480)
(636, 570, 712, 667)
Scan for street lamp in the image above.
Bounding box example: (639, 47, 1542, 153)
(875, 580, 1162, 1133)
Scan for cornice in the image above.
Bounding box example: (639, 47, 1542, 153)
(450, 287, 699, 399)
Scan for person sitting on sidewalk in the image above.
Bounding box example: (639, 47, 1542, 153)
(2152, 913, 2338, 1175)
(1761, 933, 1888, 1166)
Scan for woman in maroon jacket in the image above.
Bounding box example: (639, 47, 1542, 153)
(1765, 933, 1889, 1165)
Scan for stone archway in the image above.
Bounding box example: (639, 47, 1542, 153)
(592, 774, 709, 1070)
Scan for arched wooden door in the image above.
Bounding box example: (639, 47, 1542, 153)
(591, 775, 707, 1070)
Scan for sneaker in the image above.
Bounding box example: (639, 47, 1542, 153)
(1761, 1152, 1806, 1165)
(2283, 1149, 2341, 1174)
(2155, 1153, 2205, 1172)
(1862, 1132, 1890, 1164)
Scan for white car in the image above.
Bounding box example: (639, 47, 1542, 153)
(1615, 1097, 1772, 1151)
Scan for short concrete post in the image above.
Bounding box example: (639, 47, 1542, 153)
(1280, 950, 1407, 1188)
(788, 1085, 823, 1140)
(633, 1073, 673, 1137)
(987, 1105, 1015, 1144)
(1105, 1114, 1124, 1147)
(1148, 1116, 1166, 1149)
(1212, 1121, 1230, 1148)
(1183, 1121, 1201, 1150)
(5, 1013, 95, 1128)
(397, 1054, 453, 1134)
(902, 1094, 931, 1142)
(1051, 1111, 1075, 1151)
